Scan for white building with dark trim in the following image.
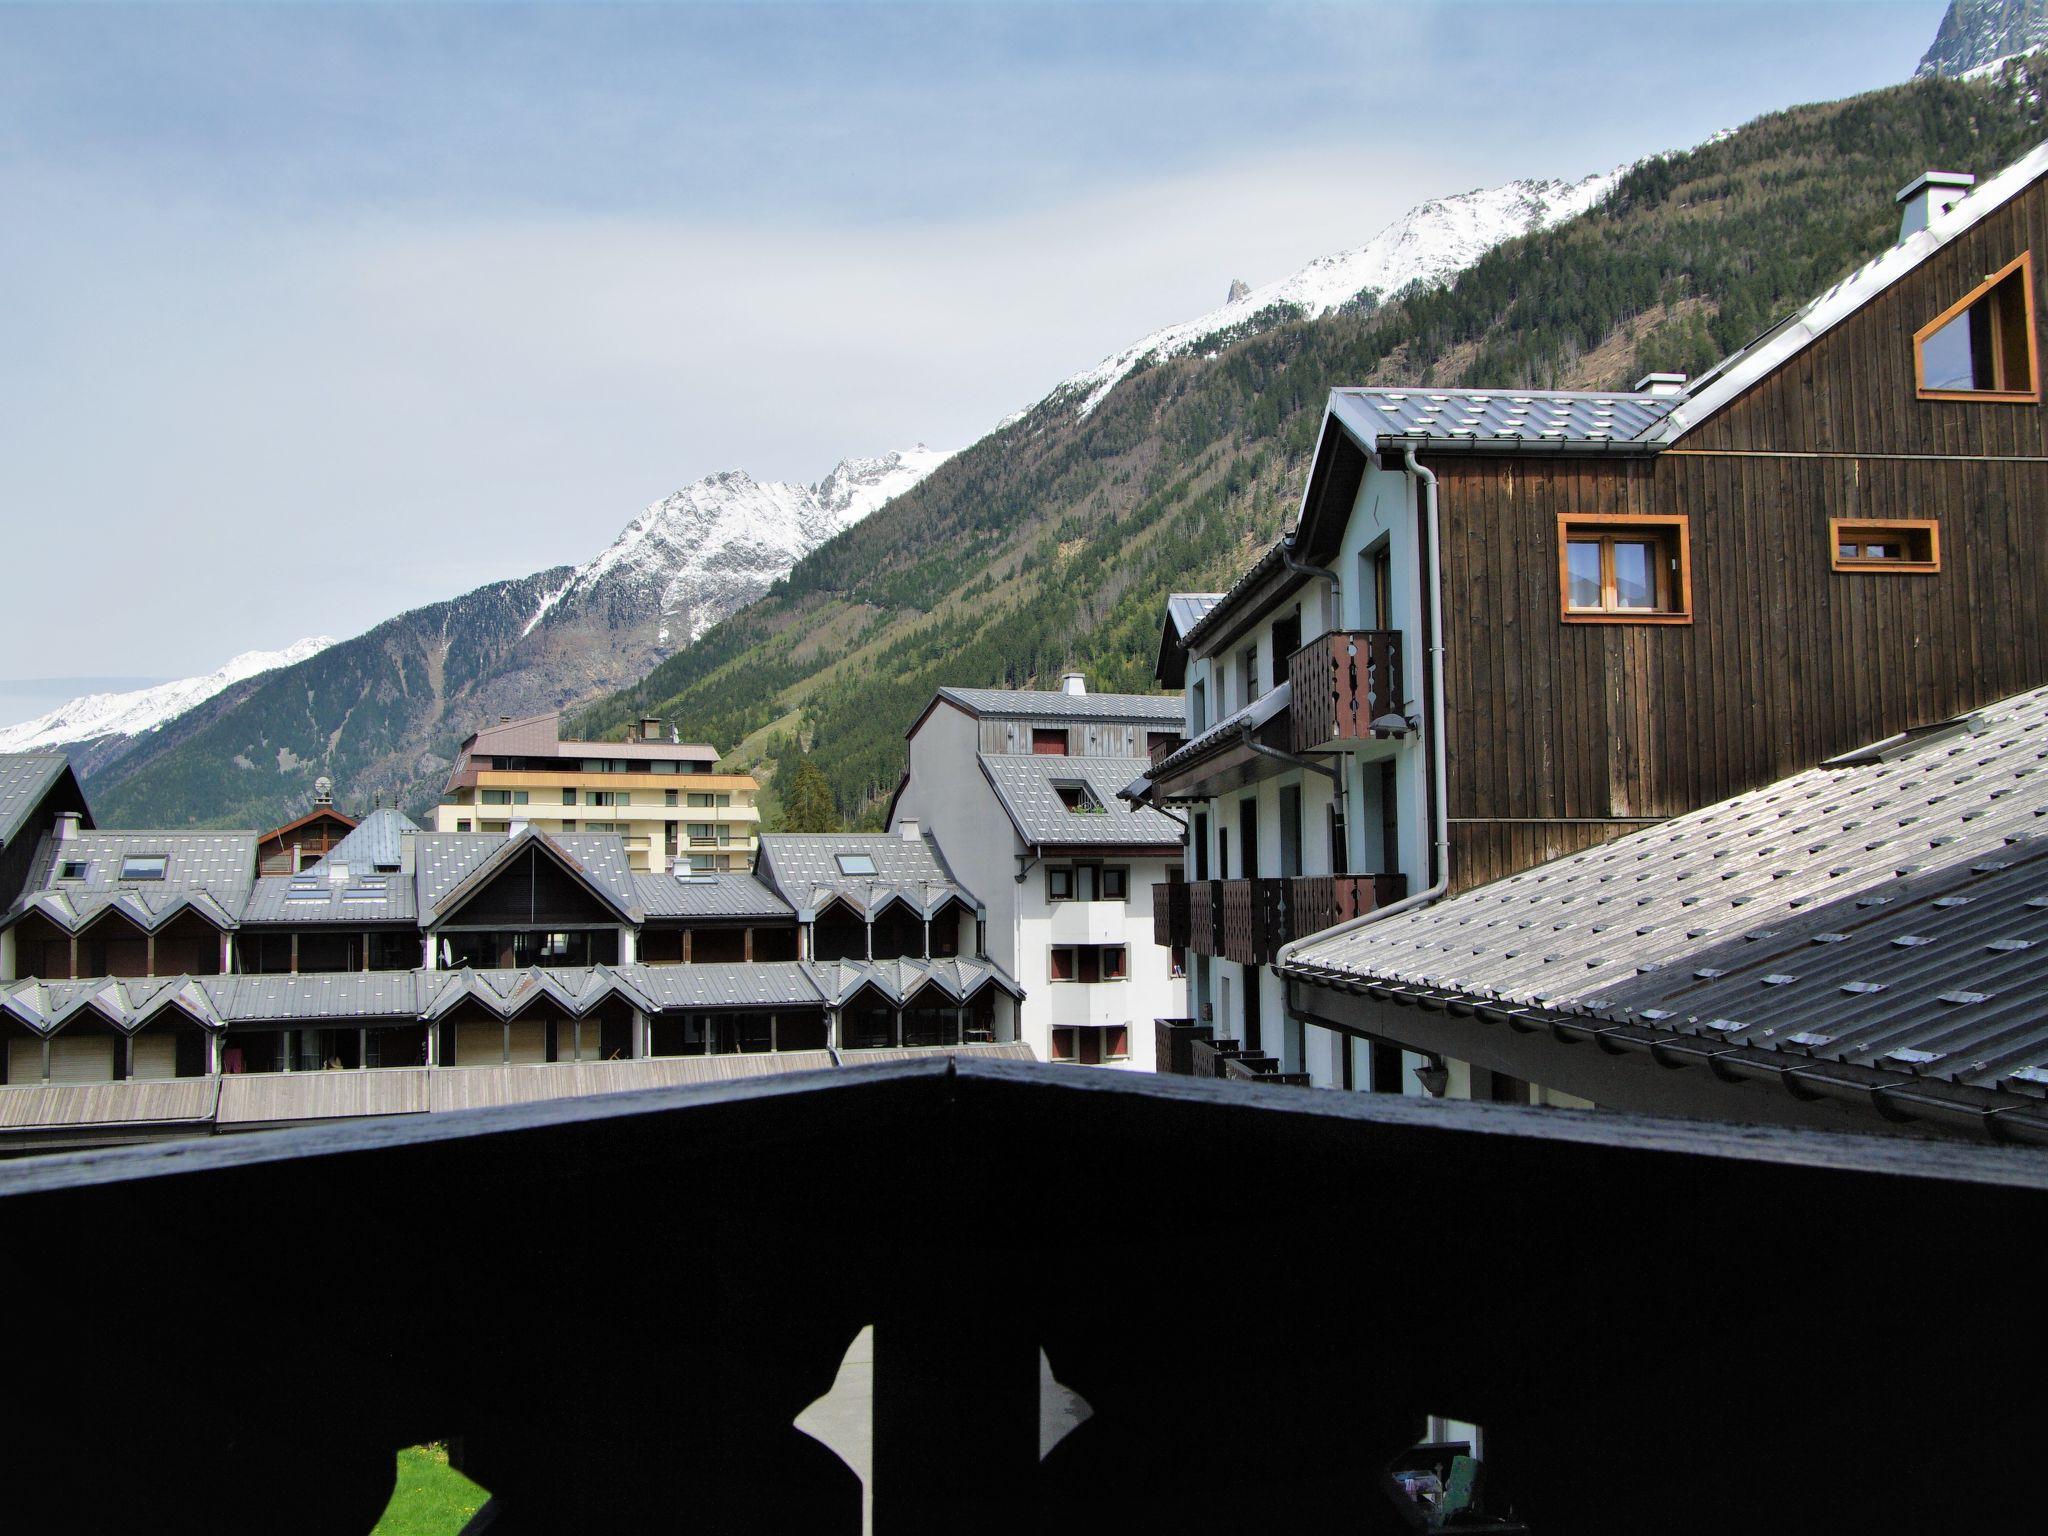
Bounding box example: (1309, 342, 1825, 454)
(888, 677, 1187, 1069)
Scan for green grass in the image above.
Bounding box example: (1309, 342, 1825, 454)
(371, 1444, 489, 1536)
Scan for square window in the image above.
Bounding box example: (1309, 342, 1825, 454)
(1830, 519, 1939, 573)
(835, 853, 877, 876)
(1916, 253, 2037, 399)
(1101, 867, 1128, 900)
(120, 855, 168, 881)
(1557, 515, 1690, 624)
(1046, 866, 1074, 901)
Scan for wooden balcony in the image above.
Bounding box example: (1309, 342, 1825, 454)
(1288, 629, 1405, 752)
(1151, 880, 1191, 950)
(1184, 874, 1408, 967)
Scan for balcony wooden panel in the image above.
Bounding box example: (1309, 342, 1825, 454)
(1184, 874, 1409, 966)
(1151, 881, 1191, 950)
(1288, 630, 1404, 753)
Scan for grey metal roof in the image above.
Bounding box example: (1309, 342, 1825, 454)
(635, 961, 824, 1010)
(0, 754, 70, 849)
(978, 754, 1182, 849)
(31, 829, 258, 899)
(318, 807, 418, 873)
(1165, 594, 1223, 640)
(1177, 540, 1299, 655)
(412, 829, 638, 922)
(634, 870, 792, 919)
(207, 971, 434, 1023)
(756, 833, 982, 917)
(933, 687, 1183, 721)
(1327, 386, 1676, 453)
(1284, 681, 2048, 1104)
(803, 955, 1023, 1007)
(242, 870, 418, 925)
(1143, 681, 1291, 781)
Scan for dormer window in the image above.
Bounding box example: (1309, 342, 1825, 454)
(119, 855, 168, 881)
(1053, 781, 1105, 814)
(1915, 253, 2037, 401)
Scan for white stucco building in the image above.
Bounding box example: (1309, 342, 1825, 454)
(887, 677, 1187, 1069)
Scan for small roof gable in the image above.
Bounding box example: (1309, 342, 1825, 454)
(258, 805, 360, 846)
(1156, 594, 1222, 687)
(319, 807, 419, 873)
(0, 754, 82, 851)
(422, 828, 639, 927)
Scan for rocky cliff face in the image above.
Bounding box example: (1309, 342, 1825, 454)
(1918, 0, 2048, 76)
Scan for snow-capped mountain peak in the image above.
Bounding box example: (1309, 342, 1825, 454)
(0, 637, 335, 753)
(1050, 168, 1628, 417)
(521, 445, 954, 650)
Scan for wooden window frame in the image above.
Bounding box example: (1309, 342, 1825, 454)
(1830, 518, 1941, 574)
(1556, 514, 1692, 626)
(1913, 252, 2039, 403)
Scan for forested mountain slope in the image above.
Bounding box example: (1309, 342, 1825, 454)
(576, 71, 2048, 826)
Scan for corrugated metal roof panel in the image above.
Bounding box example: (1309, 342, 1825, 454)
(634, 871, 792, 919)
(1285, 682, 2048, 1101)
(1329, 386, 1677, 450)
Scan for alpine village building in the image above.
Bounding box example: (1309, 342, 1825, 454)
(1134, 145, 2048, 1143)
(886, 675, 1187, 1069)
(0, 747, 1028, 1150)
(433, 711, 763, 873)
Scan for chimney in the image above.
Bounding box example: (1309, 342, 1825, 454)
(1896, 171, 1974, 241)
(55, 810, 81, 841)
(328, 861, 350, 887)
(898, 818, 921, 842)
(1060, 672, 1087, 697)
(1633, 372, 1688, 397)
(639, 716, 663, 743)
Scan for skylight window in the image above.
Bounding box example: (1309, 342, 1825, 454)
(120, 855, 168, 881)
(836, 853, 878, 876)
(58, 859, 88, 880)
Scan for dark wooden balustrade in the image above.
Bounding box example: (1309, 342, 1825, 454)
(1151, 880, 1191, 950)
(1288, 629, 1404, 752)
(1182, 874, 1408, 966)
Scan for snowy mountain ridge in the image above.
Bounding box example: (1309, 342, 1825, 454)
(1047, 168, 1629, 418)
(529, 445, 952, 647)
(0, 637, 335, 755)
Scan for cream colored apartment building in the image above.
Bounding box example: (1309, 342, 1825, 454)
(435, 713, 759, 873)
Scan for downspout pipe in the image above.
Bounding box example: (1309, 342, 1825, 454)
(1274, 444, 1450, 967)
(1278, 538, 1339, 609)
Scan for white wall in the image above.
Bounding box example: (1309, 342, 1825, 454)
(890, 701, 1184, 1071)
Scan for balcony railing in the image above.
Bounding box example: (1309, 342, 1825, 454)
(1288, 629, 1404, 753)
(1147, 734, 1185, 768)
(1151, 881, 1191, 950)
(1181, 874, 1408, 966)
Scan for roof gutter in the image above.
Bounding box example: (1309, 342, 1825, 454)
(1275, 444, 1450, 967)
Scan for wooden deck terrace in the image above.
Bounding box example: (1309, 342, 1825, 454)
(1, 1058, 2044, 1533)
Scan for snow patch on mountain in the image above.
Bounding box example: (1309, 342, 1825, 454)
(1051, 169, 1628, 418)
(0, 637, 335, 752)
(1918, 0, 2048, 76)
(527, 445, 952, 646)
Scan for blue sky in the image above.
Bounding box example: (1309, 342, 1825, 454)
(0, 1, 1948, 686)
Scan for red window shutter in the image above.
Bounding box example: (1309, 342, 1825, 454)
(1032, 729, 1069, 755)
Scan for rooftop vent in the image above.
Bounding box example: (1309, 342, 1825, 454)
(1896, 171, 1974, 242)
(1061, 672, 1087, 697)
(1633, 372, 1688, 396)
(637, 716, 665, 743)
(55, 810, 81, 842)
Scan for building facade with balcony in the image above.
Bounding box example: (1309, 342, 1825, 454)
(887, 676, 1186, 1069)
(434, 711, 761, 873)
(1134, 146, 2048, 1102)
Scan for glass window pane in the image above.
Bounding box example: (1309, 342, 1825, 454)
(1612, 541, 1657, 608)
(1920, 311, 1978, 391)
(1566, 541, 1603, 608)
